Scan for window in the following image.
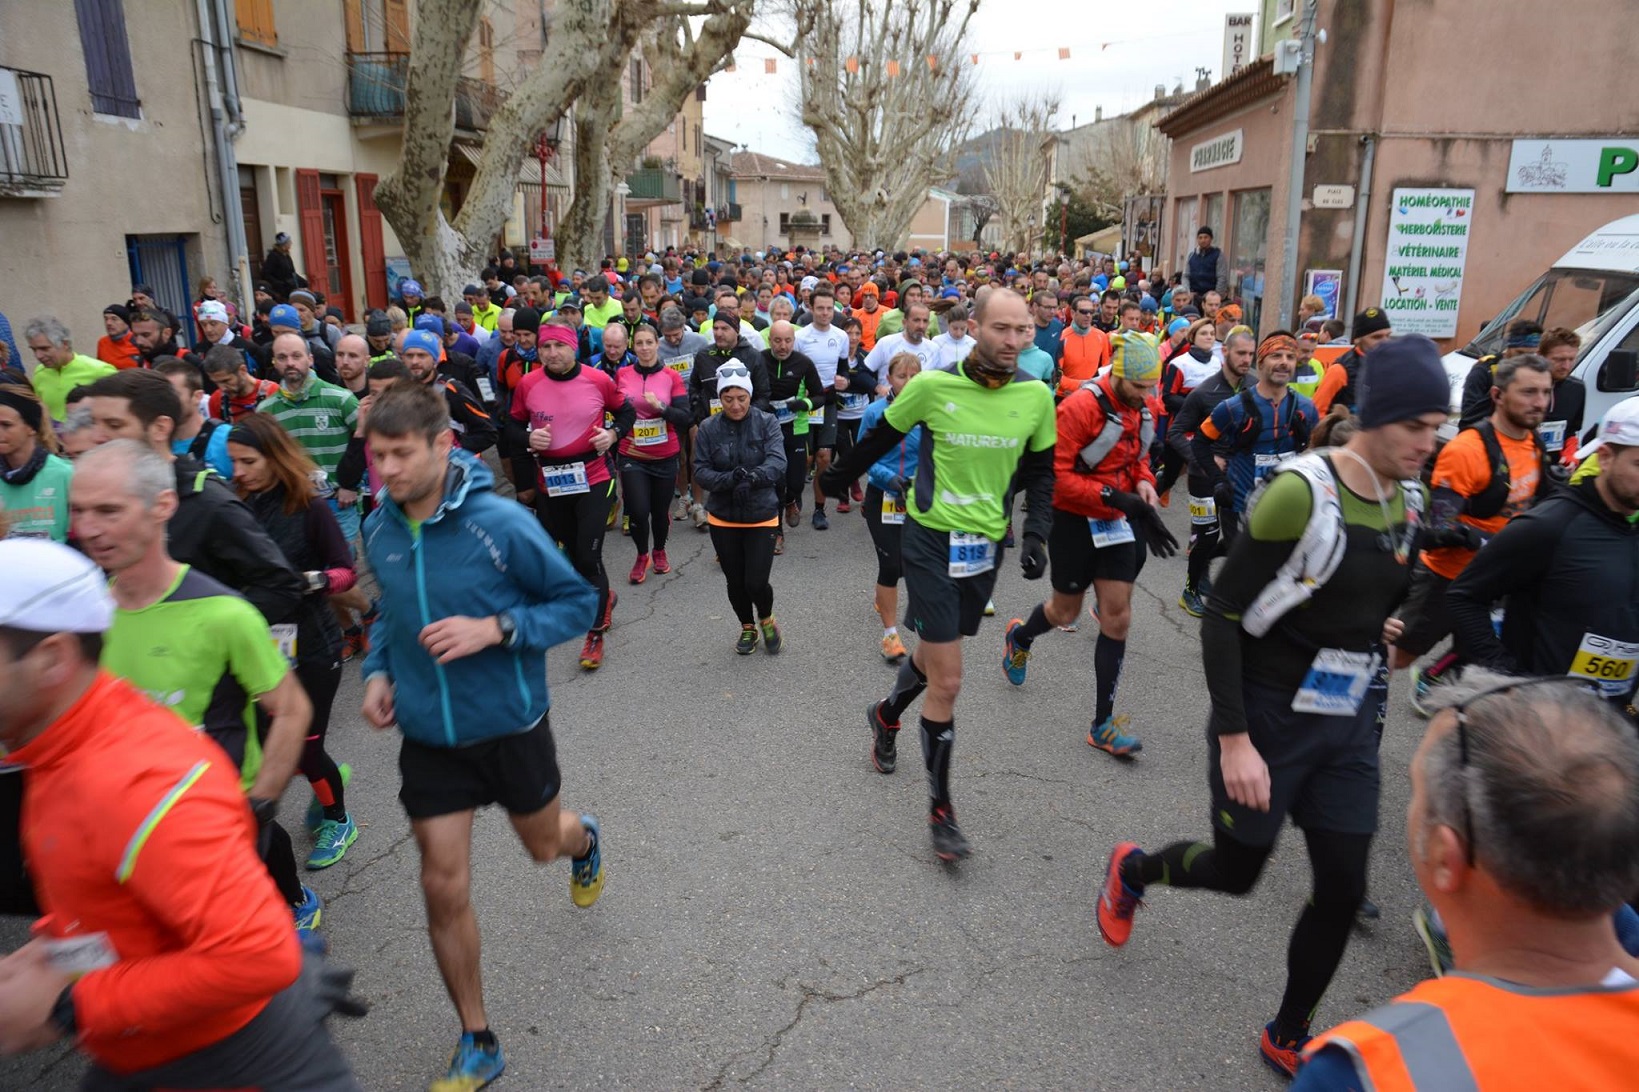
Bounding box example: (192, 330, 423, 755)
(477, 18, 495, 84)
(1173, 196, 1197, 270)
(629, 59, 644, 104)
(235, 0, 278, 48)
(75, 0, 141, 118)
(821, 214, 832, 235)
(780, 182, 790, 200)
(1201, 193, 1225, 245)
(779, 213, 790, 234)
(1274, 0, 1295, 23)
(1229, 188, 1272, 330)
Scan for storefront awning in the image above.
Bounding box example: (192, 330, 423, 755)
(455, 143, 569, 190)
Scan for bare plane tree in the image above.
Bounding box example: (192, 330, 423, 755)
(982, 90, 1061, 255)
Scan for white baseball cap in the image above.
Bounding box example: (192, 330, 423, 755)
(196, 300, 229, 324)
(1576, 396, 1639, 461)
(0, 540, 114, 635)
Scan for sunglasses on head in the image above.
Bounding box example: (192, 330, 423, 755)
(716, 364, 751, 378)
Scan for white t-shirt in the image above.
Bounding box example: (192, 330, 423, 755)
(864, 332, 939, 385)
(930, 332, 976, 373)
(794, 322, 848, 385)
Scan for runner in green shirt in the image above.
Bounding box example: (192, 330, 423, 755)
(25, 315, 117, 423)
(0, 383, 73, 541)
(821, 289, 1055, 860)
(72, 439, 323, 932)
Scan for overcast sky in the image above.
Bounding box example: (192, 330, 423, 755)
(702, 0, 1259, 162)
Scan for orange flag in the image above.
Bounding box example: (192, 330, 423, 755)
(926, 54, 938, 72)
(970, 53, 979, 64)
(764, 58, 777, 73)
(1058, 47, 1070, 60)
(886, 60, 901, 77)
(845, 56, 859, 74)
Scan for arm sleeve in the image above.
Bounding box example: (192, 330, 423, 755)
(306, 500, 357, 594)
(1192, 402, 1230, 486)
(1311, 363, 1347, 416)
(1447, 508, 1564, 670)
(498, 507, 600, 651)
(755, 413, 788, 487)
(603, 376, 637, 438)
(1201, 472, 1311, 735)
(660, 389, 694, 428)
(1018, 446, 1055, 542)
(207, 501, 305, 624)
(749, 357, 772, 412)
(1168, 388, 1209, 462)
(335, 435, 367, 491)
(445, 381, 497, 454)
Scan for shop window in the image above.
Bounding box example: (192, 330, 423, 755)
(1230, 188, 1272, 330)
(821, 214, 832, 235)
(1201, 193, 1226, 248)
(1173, 196, 1197, 273)
(1275, 0, 1295, 23)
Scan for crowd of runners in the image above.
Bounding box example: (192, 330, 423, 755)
(1, 238, 1637, 1090)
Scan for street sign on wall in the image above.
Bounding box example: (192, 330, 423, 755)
(1380, 187, 1474, 339)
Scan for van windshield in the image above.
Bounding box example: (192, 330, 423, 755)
(1458, 268, 1639, 359)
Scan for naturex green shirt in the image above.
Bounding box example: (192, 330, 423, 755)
(102, 565, 290, 790)
(885, 368, 1056, 541)
(0, 453, 74, 541)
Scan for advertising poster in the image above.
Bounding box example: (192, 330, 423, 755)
(1380, 187, 1474, 338)
(1303, 269, 1342, 320)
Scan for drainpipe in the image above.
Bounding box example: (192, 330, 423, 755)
(1275, 0, 1318, 329)
(1343, 133, 1376, 324)
(198, 0, 252, 312)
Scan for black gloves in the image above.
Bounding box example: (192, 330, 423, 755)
(1101, 487, 1147, 520)
(732, 465, 751, 482)
(1212, 477, 1235, 515)
(785, 397, 806, 412)
(1130, 506, 1179, 558)
(1019, 533, 1048, 580)
(817, 466, 847, 496)
(885, 475, 908, 496)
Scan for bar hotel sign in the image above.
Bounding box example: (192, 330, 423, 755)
(1190, 129, 1243, 173)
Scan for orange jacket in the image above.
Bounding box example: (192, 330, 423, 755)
(1052, 374, 1156, 520)
(95, 334, 142, 371)
(852, 305, 884, 352)
(1303, 972, 1639, 1090)
(1056, 325, 1112, 397)
(10, 673, 300, 1074)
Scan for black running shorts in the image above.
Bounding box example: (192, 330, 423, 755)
(1393, 561, 1455, 659)
(1207, 680, 1381, 848)
(900, 518, 1004, 643)
(1047, 507, 1144, 593)
(398, 713, 562, 820)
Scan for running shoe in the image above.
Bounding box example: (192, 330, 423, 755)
(1357, 895, 1381, 924)
(1058, 620, 1080, 633)
(1088, 716, 1142, 756)
(621, 515, 630, 536)
(836, 499, 851, 514)
(760, 616, 783, 655)
(1096, 841, 1144, 947)
(929, 805, 971, 861)
(597, 590, 618, 633)
(606, 497, 622, 530)
(850, 482, 864, 503)
(430, 1032, 506, 1092)
(785, 502, 800, 528)
(340, 627, 364, 663)
(1412, 902, 1453, 977)
(1178, 582, 1206, 618)
(1259, 1021, 1311, 1079)
(629, 553, 650, 585)
(690, 501, 708, 529)
(1409, 666, 1445, 718)
(1001, 618, 1030, 686)
(812, 508, 830, 531)
(868, 701, 897, 774)
(652, 548, 671, 574)
(1196, 576, 1212, 601)
(306, 815, 358, 870)
(1158, 489, 1171, 508)
(292, 885, 323, 936)
(773, 533, 785, 556)
(735, 625, 759, 655)
(1002, 524, 1015, 549)
(881, 631, 907, 663)
(579, 632, 605, 670)
(571, 815, 604, 908)
(305, 762, 352, 833)
(983, 598, 996, 617)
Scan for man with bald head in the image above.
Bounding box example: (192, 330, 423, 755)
(334, 333, 372, 400)
(761, 319, 828, 546)
(257, 331, 365, 539)
(592, 321, 635, 377)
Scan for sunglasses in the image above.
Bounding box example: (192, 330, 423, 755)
(1447, 674, 1596, 866)
(716, 364, 751, 379)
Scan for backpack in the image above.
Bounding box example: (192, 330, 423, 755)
(1466, 419, 1550, 520)
(188, 418, 223, 463)
(1077, 380, 1154, 468)
(1240, 450, 1424, 638)
(1228, 387, 1311, 455)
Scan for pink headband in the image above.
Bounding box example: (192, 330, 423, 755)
(538, 324, 578, 350)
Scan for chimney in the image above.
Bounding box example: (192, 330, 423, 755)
(1154, 84, 1166, 100)
(1094, 106, 1103, 123)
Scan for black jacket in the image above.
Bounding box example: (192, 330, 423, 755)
(242, 486, 349, 664)
(169, 456, 304, 624)
(1449, 479, 1639, 703)
(693, 408, 786, 524)
(262, 247, 299, 300)
(690, 343, 768, 423)
(431, 375, 498, 454)
(762, 348, 829, 420)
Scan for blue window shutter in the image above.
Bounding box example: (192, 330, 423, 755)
(74, 0, 141, 118)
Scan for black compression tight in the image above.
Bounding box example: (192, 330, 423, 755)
(535, 480, 615, 627)
(294, 658, 346, 821)
(862, 485, 904, 587)
(620, 455, 678, 555)
(1125, 827, 1371, 1036)
(709, 524, 776, 625)
(778, 428, 808, 512)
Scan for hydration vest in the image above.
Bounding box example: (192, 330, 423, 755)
(1077, 379, 1154, 469)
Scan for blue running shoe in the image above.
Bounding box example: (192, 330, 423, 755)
(571, 815, 604, 908)
(1088, 716, 1142, 757)
(292, 885, 323, 936)
(1002, 618, 1030, 686)
(306, 814, 359, 870)
(305, 762, 352, 833)
(1178, 583, 1205, 618)
(430, 1032, 506, 1092)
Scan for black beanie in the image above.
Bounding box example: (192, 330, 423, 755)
(512, 307, 541, 335)
(1352, 306, 1391, 340)
(1356, 335, 1451, 428)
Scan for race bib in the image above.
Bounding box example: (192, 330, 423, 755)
(1291, 648, 1375, 715)
(41, 933, 118, 978)
(881, 494, 906, 525)
(632, 418, 669, 447)
(807, 408, 826, 425)
(475, 376, 496, 402)
(269, 623, 299, 663)
(1089, 517, 1135, 548)
(948, 532, 995, 577)
(1538, 419, 1568, 453)
(1568, 632, 1639, 698)
(1254, 451, 1282, 482)
(842, 393, 870, 414)
(709, 398, 723, 416)
(666, 357, 693, 379)
(1188, 494, 1217, 525)
(775, 403, 797, 425)
(544, 461, 590, 496)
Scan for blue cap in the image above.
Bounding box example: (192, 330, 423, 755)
(401, 330, 441, 358)
(1167, 317, 1190, 336)
(268, 303, 301, 329)
(1117, 260, 1129, 272)
(399, 279, 424, 298)
(1140, 296, 1158, 312)
(1092, 275, 1109, 291)
(940, 287, 961, 299)
(1161, 288, 1174, 307)
(414, 313, 446, 335)
(707, 261, 722, 272)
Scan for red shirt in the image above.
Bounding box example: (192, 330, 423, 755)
(208, 379, 279, 424)
(10, 673, 300, 1073)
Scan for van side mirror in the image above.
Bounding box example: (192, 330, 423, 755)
(1602, 349, 1639, 393)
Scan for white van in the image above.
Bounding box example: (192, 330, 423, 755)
(1442, 214, 1639, 442)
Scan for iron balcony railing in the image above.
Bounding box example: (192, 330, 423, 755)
(721, 201, 742, 222)
(0, 67, 69, 194)
(625, 166, 681, 203)
(345, 51, 407, 119)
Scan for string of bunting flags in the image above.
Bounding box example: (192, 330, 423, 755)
(727, 33, 1192, 76)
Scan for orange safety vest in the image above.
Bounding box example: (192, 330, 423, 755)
(1302, 972, 1639, 1090)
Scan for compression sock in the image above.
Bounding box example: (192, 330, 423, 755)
(1094, 635, 1127, 724)
(1123, 836, 1270, 896)
(469, 1028, 498, 1049)
(310, 762, 347, 823)
(919, 715, 955, 810)
(881, 656, 927, 722)
(1424, 650, 1460, 682)
(1012, 602, 1053, 649)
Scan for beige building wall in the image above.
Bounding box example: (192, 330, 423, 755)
(0, 1, 227, 351)
(902, 193, 952, 252)
(732, 154, 853, 251)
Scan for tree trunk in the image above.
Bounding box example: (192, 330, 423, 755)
(557, 96, 617, 272)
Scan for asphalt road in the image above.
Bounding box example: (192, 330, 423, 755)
(1, 489, 1435, 1092)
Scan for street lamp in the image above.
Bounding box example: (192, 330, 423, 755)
(1059, 191, 1070, 258)
(614, 180, 632, 257)
(532, 116, 564, 269)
